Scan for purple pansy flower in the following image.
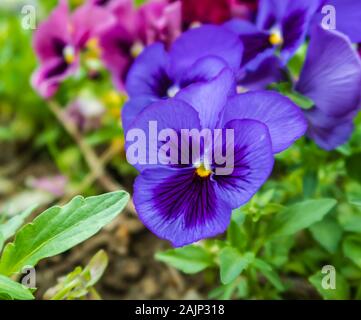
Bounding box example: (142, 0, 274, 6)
(295, 26, 361, 150)
(32, 0, 115, 98)
(98, 0, 182, 91)
(122, 25, 243, 132)
(225, 0, 322, 66)
(126, 69, 307, 246)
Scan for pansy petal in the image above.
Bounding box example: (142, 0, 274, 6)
(125, 99, 201, 172)
(280, 0, 322, 61)
(222, 91, 307, 153)
(296, 26, 361, 117)
(125, 43, 172, 99)
(137, 0, 182, 46)
(134, 166, 233, 247)
(314, 0, 361, 43)
(179, 56, 229, 88)
(122, 96, 157, 133)
(71, 3, 116, 48)
(224, 19, 272, 66)
(31, 57, 78, 98)
(305, 108, 355, 150)
(239, 56, 285, 91)
(169, 25, 243, 81)
(176, 68, 236, 129)
(213, 119, 274, 209)
(99, 23, 135, 91)
(33, 0, 70, 62)
(257, 0, 287, 30)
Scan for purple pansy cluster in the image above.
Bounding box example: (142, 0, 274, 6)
(32, 0, 361, 246)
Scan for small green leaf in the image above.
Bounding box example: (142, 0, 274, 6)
(343, 236, 361, 268)
(268, 199, 337, 238)
(346, 153, 361, 183)
(0, 191, 129, 276)
(236, 278, 249, 298)
(227, 221, 246, 248)
(341, 215, 361, 233)
(0, 274, 34, 300)
(310, 217, 343, 254)
(287, 42, 308, 78)
(303, 170, 318, 199)
(269, 82, 314, 110)
(156, 245, 214, 274)
(253, 258, 285, 291)
(0, 205, 37, 242)
(208, 282, 238, 300)
(309, 271, 349, 300)
(219, 247, 254, 284)
(44, 250, 108, 300)
(286, 91, 314, 110)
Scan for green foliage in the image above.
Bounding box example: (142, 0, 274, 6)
(0, 191, 129, 300)
(346, 153, 361, 183)
(156, 245, 215, 274)
(44, 250, 108, 300)
(309, 217, 343, 254)
(309, 271, 350, 300)
(0, 205, 37, 247)
(219, 248, 254, 284)
(269, 82, 314, 110)
(0, 275, 34, 300)
(268, 199, 337, 238)
(0, 191, 129, 276)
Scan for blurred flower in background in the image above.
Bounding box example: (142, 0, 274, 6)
(65, 94, 106, 132)
(179, 0, 258, 26)
(28, 175, 68, 197)
(31, 0, 115, 98)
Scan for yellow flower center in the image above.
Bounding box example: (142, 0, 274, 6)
(63, 45, 75, 64)
(196, 163, 212, 178)
(86, 37, 102, 59)
(269, 32, 283, 46)
(130, 41, 144, 58)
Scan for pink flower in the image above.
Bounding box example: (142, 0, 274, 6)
(29, 175, 68, 197)
(32, 0, 115, 98)
(98, 0, 182, 91)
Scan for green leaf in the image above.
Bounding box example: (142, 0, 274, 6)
(309, 271, 349, 300)
(0, 205, 37, 242)
(219, 247, 254, 284)
(309, 217, 343, 254)
(44, 250, 108, 300)
(227, 220, 246, 248)
(343, 236, 361, 268)
(156, 245, 214, 274)
(346, 153, 361, 183)
(287, 42, 308, 78)
(0, 274, 34, 300)
(253, 258, 285, 291)
(0, 191, 129, 276)
(268, 199, 337, 238)
(208, 282, 238, 300)
(341, 215, 361, 233)
(269, 82, 314, 110)
(303, 170, 318, 199)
